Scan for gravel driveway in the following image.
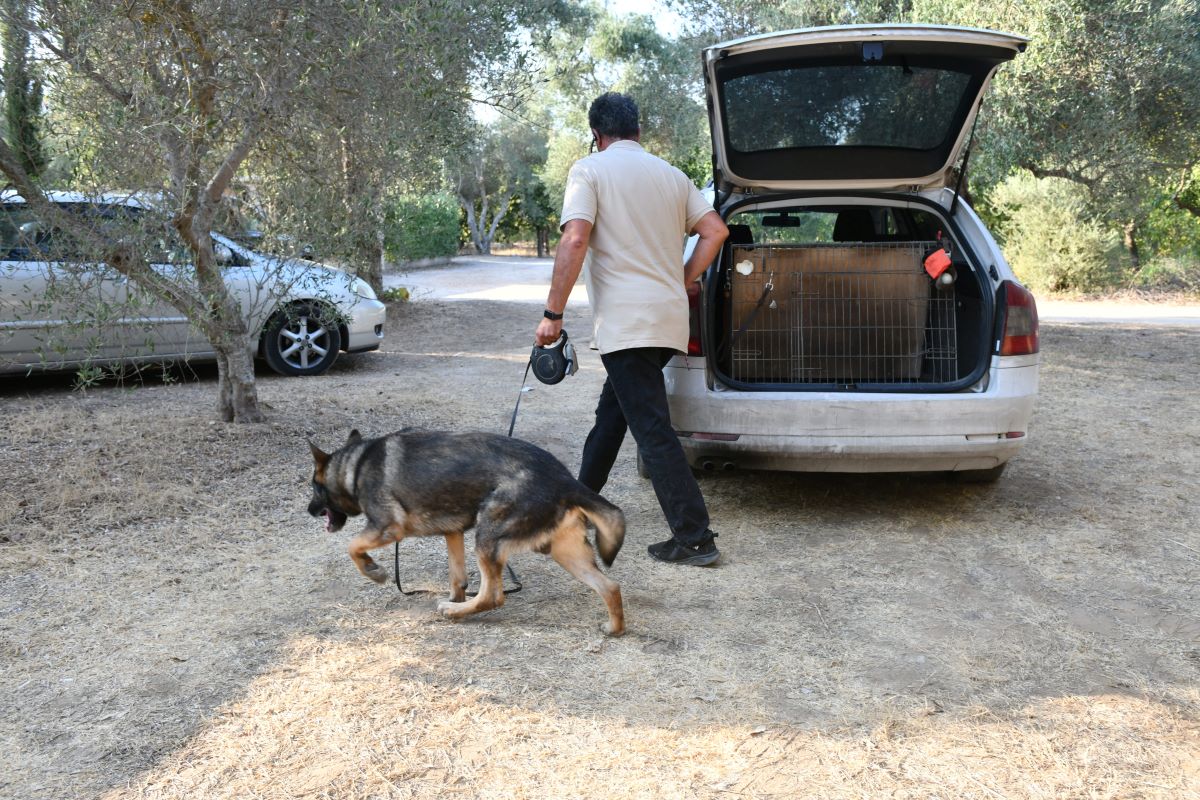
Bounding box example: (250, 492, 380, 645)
(1, 275, 1197, 798)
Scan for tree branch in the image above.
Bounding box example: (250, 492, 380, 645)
(0, 137, 204, 320)
(28, 19, 133, 106)
(1021, 162, 1097, 190)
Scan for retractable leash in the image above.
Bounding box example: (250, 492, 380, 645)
(392, 331, 578, 597)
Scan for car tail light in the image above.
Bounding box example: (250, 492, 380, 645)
(997, 280, 1039, 356)
(687, 285, 703, 356)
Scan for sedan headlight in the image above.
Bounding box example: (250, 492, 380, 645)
(350, 277, 377, 300)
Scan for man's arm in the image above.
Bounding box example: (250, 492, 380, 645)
(683, 210, 729, 285)
(535, 218, 593, 346)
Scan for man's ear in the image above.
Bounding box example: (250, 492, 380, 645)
(348, 429, 362, 444)
(308, 439, 330, 467)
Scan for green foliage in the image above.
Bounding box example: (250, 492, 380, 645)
(989, 172, 1120, 293)
(383, 193, 461, 263)
(1131, 256, 1200, 293)
(378, 286, 411, 302)
(2, 0, 46, 177)
(448, 115, 558, 254)
(540, 132, 590, 216)
(1141, 167, 1200, 259)
(1143, 202, 1200, 261)
(533, 5, 710, 197)
(673, 0, 911, 38)
(912, 0, 1200, 230)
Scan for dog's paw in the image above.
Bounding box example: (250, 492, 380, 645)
(363, 564, 389, 584)
(602, 619, 625, 637)
(436, 599, 463, 619)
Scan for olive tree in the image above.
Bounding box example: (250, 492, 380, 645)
(249, 2, 552, 292)
(451, 117, 554, 255)
(536, 7, 710, 205)
(0, 1, 547, 422)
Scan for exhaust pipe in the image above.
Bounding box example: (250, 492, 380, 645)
(722, 461, 736, 471)
(701, 460, 716, 471)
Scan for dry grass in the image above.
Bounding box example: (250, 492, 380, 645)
(1, 299, 1198, 799)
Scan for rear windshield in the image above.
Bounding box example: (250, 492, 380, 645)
(723, 65, 973, 153)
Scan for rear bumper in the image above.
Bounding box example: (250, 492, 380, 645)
(664, 354, 1039, 473)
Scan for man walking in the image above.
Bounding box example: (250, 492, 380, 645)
(535, 92, 729, 566)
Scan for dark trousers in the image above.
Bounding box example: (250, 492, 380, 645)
(578, 347, 712, 548)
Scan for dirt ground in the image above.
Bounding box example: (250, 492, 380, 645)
(1, 296, 1198, 799)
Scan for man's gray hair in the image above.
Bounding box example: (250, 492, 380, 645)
(588, 92, 640, 139)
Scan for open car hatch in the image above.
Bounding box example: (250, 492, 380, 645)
(703, 24, 1028, 193)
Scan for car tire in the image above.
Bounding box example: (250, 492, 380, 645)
(950, 463, 1008, 483)
(262, 302, 342, 377)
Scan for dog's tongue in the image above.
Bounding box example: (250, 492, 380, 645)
(324, 510, 332, 532)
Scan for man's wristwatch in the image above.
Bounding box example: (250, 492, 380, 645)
(543, 309, 564, 321)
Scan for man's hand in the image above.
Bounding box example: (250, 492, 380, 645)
(535, 317, 563, 346)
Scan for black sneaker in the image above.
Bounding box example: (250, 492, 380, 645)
(647, 535, 720, 566)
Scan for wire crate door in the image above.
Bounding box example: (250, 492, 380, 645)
(728, 243, 952, 384)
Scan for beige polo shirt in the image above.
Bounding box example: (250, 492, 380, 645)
(560, 140, 712, 354)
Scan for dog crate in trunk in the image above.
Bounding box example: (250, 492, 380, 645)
(721, 242, 958, 385)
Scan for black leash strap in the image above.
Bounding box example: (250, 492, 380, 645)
(720, 277, 774, 363)
(508, 357, 533, 437)
(393, 545, 523, 596)
(393, 353, 533, 597)
(393, 543, 426, 596)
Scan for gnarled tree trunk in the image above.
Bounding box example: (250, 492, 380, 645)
(212, 341, 264, 423)
(1123, 221, 1141, 273)
(175, 215, 266, 423)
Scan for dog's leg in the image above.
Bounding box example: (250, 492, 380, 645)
(436, 550, 505, 620)
(550, 516, 625, 637)
(348, 526, 400, 584)
(445, 531, 468, 602)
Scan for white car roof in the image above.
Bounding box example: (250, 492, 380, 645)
(0, 189, 158, 208)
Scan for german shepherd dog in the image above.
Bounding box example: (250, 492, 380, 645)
(307, 429, 627, 635)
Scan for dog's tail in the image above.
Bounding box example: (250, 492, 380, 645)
(578, 494, 626, 568)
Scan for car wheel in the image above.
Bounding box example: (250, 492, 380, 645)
(950, 463, 1008, 483)
(262, 302, 342, 377)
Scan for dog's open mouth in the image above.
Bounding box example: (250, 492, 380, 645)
(322, 507, 347, 533)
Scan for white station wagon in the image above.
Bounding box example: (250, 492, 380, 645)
(662, 24, 1039, 482)
(0, 192, 386, 378)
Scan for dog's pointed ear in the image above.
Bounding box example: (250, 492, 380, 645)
(308, 439, 330, 467)
(348, 429, 362, 444)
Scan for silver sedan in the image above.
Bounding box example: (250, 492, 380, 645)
(0, 192, 385, 378)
